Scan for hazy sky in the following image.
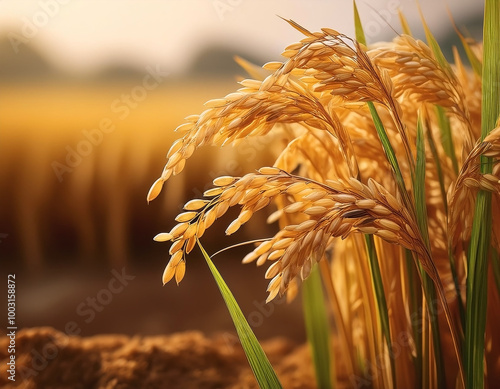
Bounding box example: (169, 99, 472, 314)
(0, 0, 483, 75)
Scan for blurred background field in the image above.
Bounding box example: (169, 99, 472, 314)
(0, 0, 483, 343)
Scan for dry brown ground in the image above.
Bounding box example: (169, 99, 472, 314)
(0, 327, 316, 389)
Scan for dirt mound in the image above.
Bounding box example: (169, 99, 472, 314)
(0, 327, 315, 388)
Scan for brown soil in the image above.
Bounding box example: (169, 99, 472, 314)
(0, 327, 315, 389)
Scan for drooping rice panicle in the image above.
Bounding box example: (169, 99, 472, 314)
(448, 126, 500, 256)
(158, 169, 433, 302)
(369, 34, 474, 154)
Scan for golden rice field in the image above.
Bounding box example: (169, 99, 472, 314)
(0, 79, 276, 269)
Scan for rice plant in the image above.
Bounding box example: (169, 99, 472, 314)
(149, 3, 500, 388)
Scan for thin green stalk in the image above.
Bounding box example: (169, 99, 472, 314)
(426, 111, 465, 325)
(448, 244, 466, 328)
(415, 113, 446, 388)
(435, 105, 459, 176)
(398, 10, 412, 36)
(303, 264, 334, 389)
(420, 268, 445, 387)
(421, 301, 431, 389)
(465, 1, 499, 387)
(367, 102, 413, 211)
(364, 235, 395, 388)
(319, 259, 357, 376)
(198, 240, 282, 388)
(492, 250, 500, 296)
(466, 191, 492, 388)
(424, 115, 448, 213)
(405, 249, 422, 388)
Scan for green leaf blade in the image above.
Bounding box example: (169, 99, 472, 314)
(419, 8, 453, 74)
(398, 10, 413, 36)
(466, 0, 499, 387)
(414, 113, 429, 246)
(353, 0, 366, 45)
(198, 240, 283, 389)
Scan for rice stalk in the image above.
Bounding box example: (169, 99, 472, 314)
(425, 114, 466, 325)
(493, 250, 500, 296)
(415, 110, 446, 388)
(319, 258, 356, 377)
(435, 105, 459, 176)
(364, 234, 395, 386)
(404, 249, 422, 387)
(302, 264, 333, 388)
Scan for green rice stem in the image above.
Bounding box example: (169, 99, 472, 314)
(303, 263, 334, 389)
